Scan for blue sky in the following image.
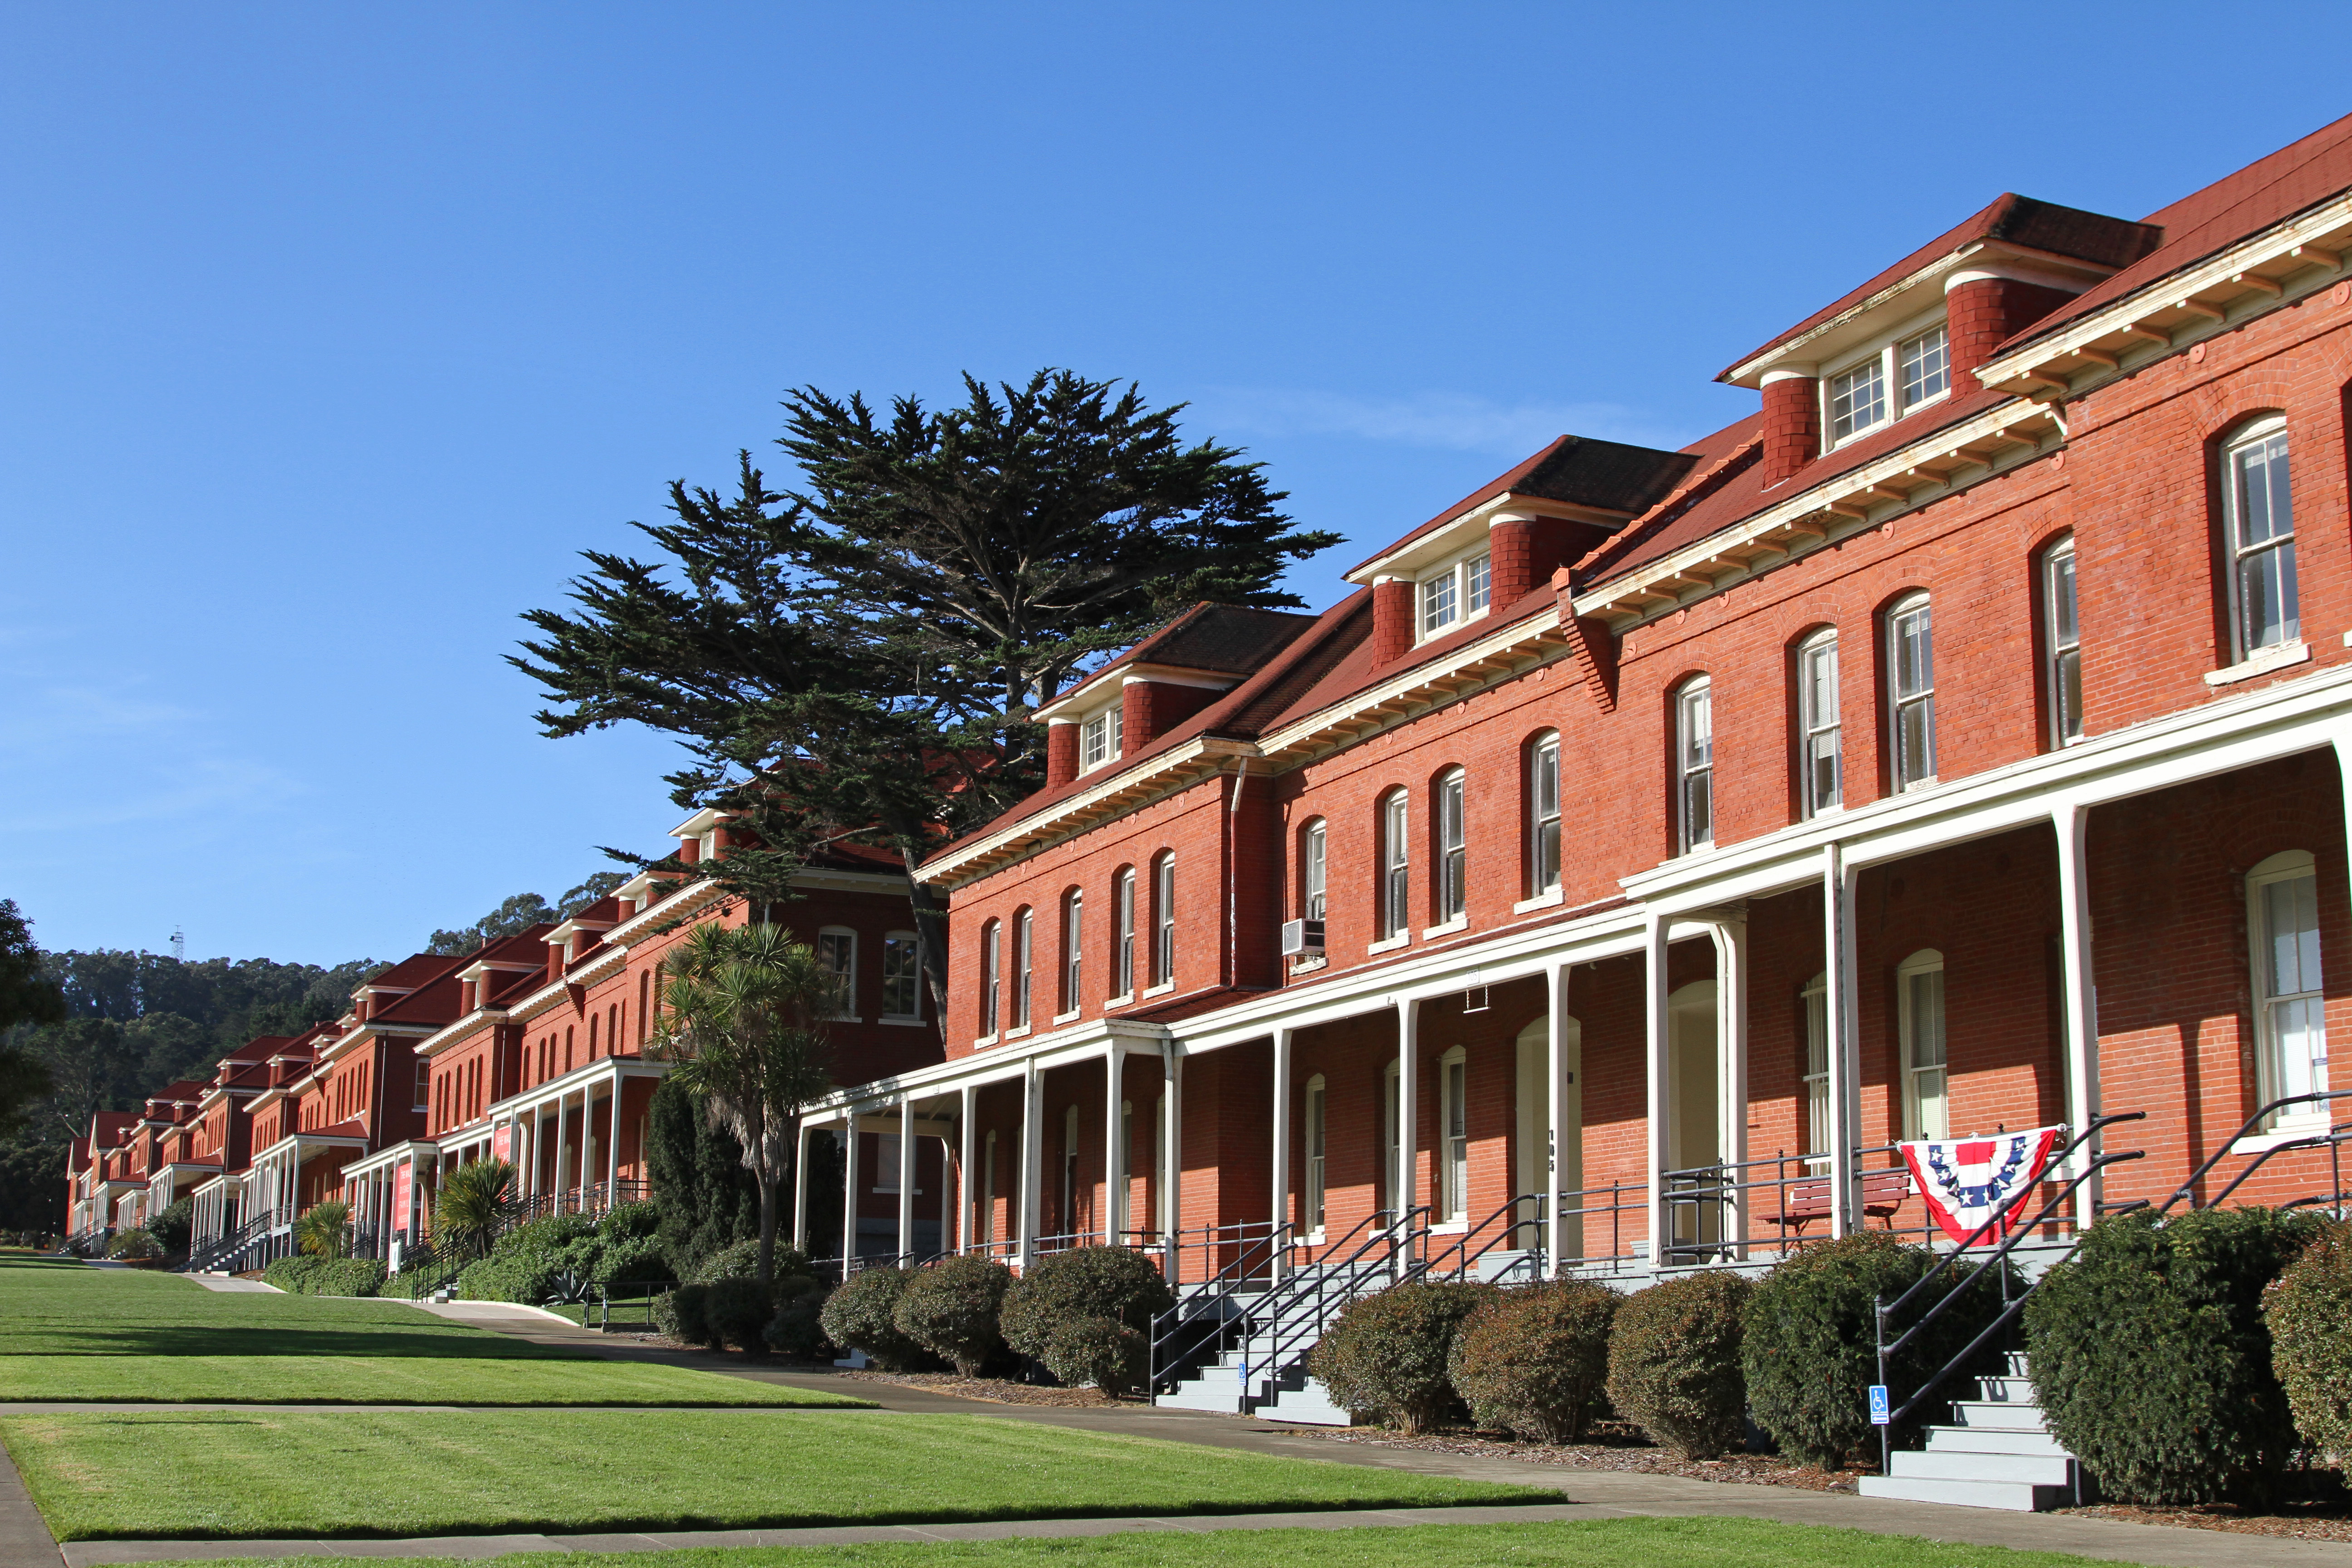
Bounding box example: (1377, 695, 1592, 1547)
(6, 3, 2349, 967)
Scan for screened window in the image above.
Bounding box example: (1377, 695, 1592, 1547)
(1887, 594, 1937, 790)
(1381, 790, 1410, 940)
(1303, 1074, 1327, 1235)
(2043, 539, 2083, 745)
(1677, 678, 1714, 853)
(1301, 821, 1327, 921)
(2249, 851, 2329, 1119)
(2224, 416, 2297, 658)
(1113, 869, 1136, 998)
(1898, 950, 1948, 1140)
(1436, 769, 1468, 923)
(1152, 855, 1175, 985)
(1418, 551, 1493, 639)
(1529, 733, 1562, 895)
(1802, 971, 1830, 1170)
(1829, 357, 1887, 443)
(816, 929, 856, 1018)
(1013, 908, 1034, 1029)
(1061, 890, 1083, 1014)
(1439, 1050, 1469, 1223)
(1798, 632, 1841, 815)
(1081, 706, 1123, 772)
(882, 933, 921, 1019)
(1898, 324, 1950, 407)
(980, 921, 1001, 1037)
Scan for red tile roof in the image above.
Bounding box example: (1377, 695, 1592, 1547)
(1344, 435, 1699, 578)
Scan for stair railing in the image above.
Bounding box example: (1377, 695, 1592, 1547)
(1405, 1192, 1547, 1286)
(1148, 1216, 1312, 1391)
(2159, 1088, 2352, 1215)
(1231, 1205, 1431, 1411)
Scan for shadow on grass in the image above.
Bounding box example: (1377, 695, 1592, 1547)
(4, 1327, 588, 1359)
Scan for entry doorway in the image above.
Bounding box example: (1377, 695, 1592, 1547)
(1514, 1015, 1583, 1260)
(1666, 978, 1722, 1258)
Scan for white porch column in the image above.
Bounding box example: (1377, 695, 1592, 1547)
(553, 1096, 570, 1202)
(1161, 1044, 1184, 1279)
(898, 1096, 918, 1261)
(791, 1120, 814, 1252)
(1269, 1029, 1292, 1275)
(1643, 915, 1672, 1264)
(606, 1077, 622, 1199)
(1711, 913, 1751, 1256)
(940, 1116, 956, 1256)
(1102, 1040, 1126, 1246)
(840, 1112, 861, 1268)
(2053, 800, 2102, 1225)
(1396, 997, 1420, 1224)
(1546, 960, 1573, 1278)
(958, 1084, 977, 1253)
(1018, 1061, 1044, 1270)
(1824, 843, 1863, 1238)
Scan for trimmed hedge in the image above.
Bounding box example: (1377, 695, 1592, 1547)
(2267, 1218, 2352, 1466)
(1607, 1269, 1751, 1459)
(653, 1282, 715, 1347)
(263, 1255, 387, 1296)
(894, 1255, 1011, 1375)
(1310, 1280, 1494, 1433)
(705, 1276, 775, 1352)
(106, 1228, 162, 1261)
(1744, 1231, 2010, 1469)
(765, 1274, 833, 1358)
(1000, 1247, 1175, 1395)
(820, 1265, 927, 1370)
(1450, 1281, 1618, 1442)
(2028, 1205, 2320, 1504)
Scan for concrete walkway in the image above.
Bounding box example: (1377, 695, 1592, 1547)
(183, 1275, 279, 1294)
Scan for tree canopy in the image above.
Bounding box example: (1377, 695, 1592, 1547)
(426, 872, 629, 955)
(0, 901, 66, 1139)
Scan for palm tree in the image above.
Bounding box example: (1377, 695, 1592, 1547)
(648, 922, 836, 1286)
(294, 1200, 352, 1259)
(433, 1158, 515, 1260)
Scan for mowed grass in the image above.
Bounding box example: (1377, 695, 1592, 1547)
(0, 1257, 851, 1407)
(0, 1408, 1550, 1541)
(113, 1518, 2142, 1568)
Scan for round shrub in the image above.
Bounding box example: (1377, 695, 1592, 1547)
(705, 1275, 776, 1352)
(107, 1228, 162, 1261)
(653, 1282, 716, 1347)
(1000, 1246, 1175, 1391)
(690, 1236, 765, 1284)
(2267, 1218, 2352, 1466)
(821, 1265, 927, 1370)
(895, 1255, 1011, 1376)
(1449, 1281, 1618, 1442)
(1309, 1280, 1493, 1433)
(1744, 1231, 2010, 1469)
(765, 1274, 833, 1359)
(1041, 1316, 1142, 1395)
(2028, 1205, 2320, 1505)
(1607, 1269, 1751, 1458)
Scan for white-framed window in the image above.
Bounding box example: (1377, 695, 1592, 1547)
(1060, 1103, 1081, 1236)
(2223, 415, 2297, 659)
(1887, 593, 1937, 791)
(1418, 550, 1493, 640)
(1677, 677, 1714, 853)
(1012, 908, 1034, 1029)
(1152, 854, 1175, 985)
(1897, 949, 1948, 1141)
(2042, 538, 2083, 746)
(1439, 1046, 1469, 1223)
(1081, 705, 1123, 773)
(2248, 850, 2329, 1122)
(1798, 631, 1841, 815)
(1436, 769, 1467, 923)
(1381, 1058, 1401, 1213)
(1061, 889, 1083, 1014)
(1802, 971, 1829, 1171)
(1113, 868, 1136, 999)
(979, 1129, 996, 1244)
(1303, 1073, 1327, 1237)
(980, 920, 1001, 1037)
(1301, 820, 1327, 921)
(1380, 789, 1410, 940)
(876, 1133, 901, 1195)
(816, 928, 856, 1019)
(882, 932, 921, 1020)
(1528, 733, 1561, 896)
(1827, 321, 1951, 446)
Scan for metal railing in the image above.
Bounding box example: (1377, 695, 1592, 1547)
(2160, 1088, 2352, 1215)
(183, 1213, 270, 1274)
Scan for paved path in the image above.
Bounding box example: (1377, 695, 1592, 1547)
(183, 1275, 278, 1294)
(0, 1429, 60, 1568)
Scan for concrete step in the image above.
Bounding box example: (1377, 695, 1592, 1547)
(1948, 1399, 2047, 1431)
(1858, 1475, 2073, 1512)
(1975, 1374, 2037, 1404)
(1154, 1378, 1249, 1414)
(1925, 1424, 2069, 1457)
(1255, 1374, 1356, 1427)
(1889, 1449, 2073, 1486)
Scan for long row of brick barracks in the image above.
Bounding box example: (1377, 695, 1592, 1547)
(74, 118, 2352, 1338)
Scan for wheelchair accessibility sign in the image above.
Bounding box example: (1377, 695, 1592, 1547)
(1868, 1385, 1891, 1425)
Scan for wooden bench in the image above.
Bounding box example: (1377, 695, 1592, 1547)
(1768, 1169, 1913, 1235)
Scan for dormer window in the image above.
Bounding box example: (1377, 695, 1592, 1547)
(1080, 706, 1122, 773)
(1419, 550, 1491, 640)
(1827, 320, 1950, 446)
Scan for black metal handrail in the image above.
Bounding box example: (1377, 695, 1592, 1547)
(1148, 1206, 1389, 1393)
(1406, 1191, 1546, 1286)
(2161, 1088, 2352, 1214)
(1245, 1206, 1430, 1406)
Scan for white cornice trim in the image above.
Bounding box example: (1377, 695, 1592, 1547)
(1254, 608, 1574, 766)
(916, 737, 1255, 887)
(1343, 492, 1629, 586)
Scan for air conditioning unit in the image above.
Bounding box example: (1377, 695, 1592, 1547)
(1280, 918, 1326, 958)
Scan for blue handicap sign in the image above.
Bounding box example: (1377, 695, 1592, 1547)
(1868, 1384, 1891, 1425)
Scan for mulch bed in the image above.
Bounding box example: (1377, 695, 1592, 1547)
(834, 1370, 1140, 1407)
(2052, 1500, 2352, 1542)
(1285, 1420, 1864, 1492)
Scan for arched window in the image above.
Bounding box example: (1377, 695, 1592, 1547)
(1435, 769, 1468, 924)
(2248, 850, 2328, 1122)
(1012, 908, 1034, 1029)
(1112, 868, 1137, 1000)
(1380, 790, 1410, 941)
(2040, 536, 2083, 746)
(1527, 733, 1561, 897)
(1438, 1045, 1469, 1223)
(1896, 949, 1947, 1140)
(1676, 676, 1714, 853)
(1801, 971, 1829, 1169)
(1060, 889, 1084, 1016)
(817, 928, 857, 1019)
(1886, 594, 1936, 791)
(2222, 414, 2296, 661)
(1300, 820, 1328, 921)
(1302, 1073, 1328, 1237)
(980, 920, 1001, 1038)
(1152, 854, 1176, 986)
(1796, 631, 1841, 815)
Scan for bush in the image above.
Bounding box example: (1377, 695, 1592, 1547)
(147, 1197, 193, 1257)
(106, 1228, 162, 1261)
(654, 1282, 716, 1347)
(1744, 1231, 2010, 1470)
(1000, 1247, 1175, 1393)
(2028, 1205, 2319, 1505)
(1041, 1316, 1142, 1395)
(2268, 1218, 2352, 1466)
(705, 1276, 776, 1352)
(1309, 1280, 1494, 1433)
(765, 1275, 833, 1358)
(458, 1212, 598, 1305)
(263, 1255, 385, 1296)
(1450, 1281, 1618, 1442)
(690, 1236, 765, 1284)
(894, 1255, 1011, 1376)
(1608, 1270, 1751, 1458)
(821, 1265, 927, 1369)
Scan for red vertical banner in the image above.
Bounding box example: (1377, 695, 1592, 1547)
(493, 1123, 512, 1161)
(392, 1162, 411, 1234)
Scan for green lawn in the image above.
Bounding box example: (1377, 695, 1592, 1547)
(0, 1408, 1549, 1541)
(116, 1518, 2136, 1568)
(0, 1256, 851, 1407)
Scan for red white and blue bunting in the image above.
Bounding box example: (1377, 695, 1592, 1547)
(1899, 1126, 2063, 1245)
